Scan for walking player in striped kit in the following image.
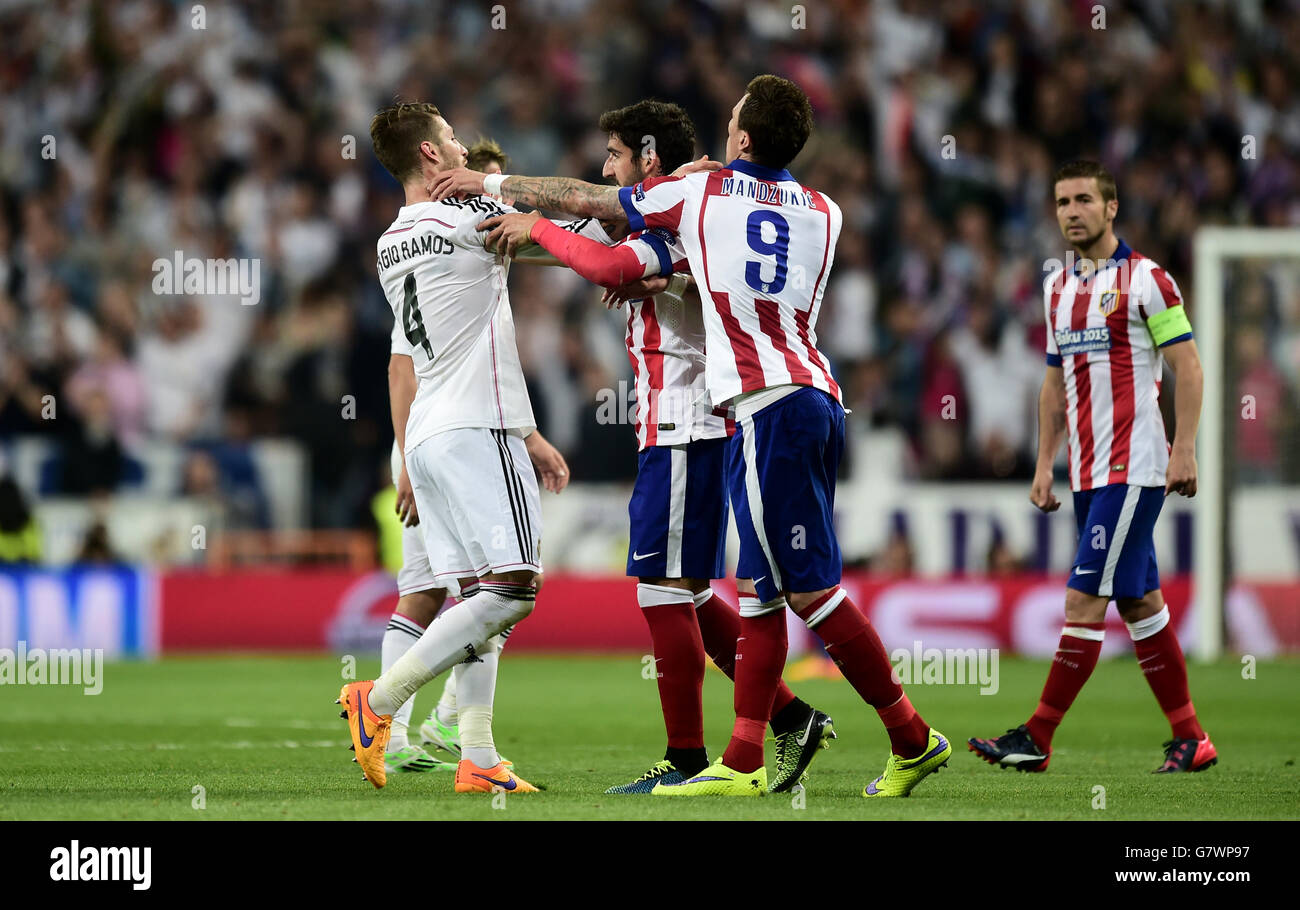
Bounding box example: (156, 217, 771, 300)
(970, 160, 1216, 774)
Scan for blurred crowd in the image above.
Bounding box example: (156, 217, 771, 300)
(2, 0, 1299, 537)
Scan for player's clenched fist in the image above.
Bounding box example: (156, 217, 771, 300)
(1165, 447, 1197, 497)
(427, 166, 486, 202)
(1030, 469, 1060, 512)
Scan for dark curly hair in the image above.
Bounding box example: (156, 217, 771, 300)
(598, 100, 696, 175)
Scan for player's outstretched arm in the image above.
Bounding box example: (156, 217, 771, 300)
(429, 168, 625, 220)
(500, 156, 717, 217)
(1161, 338, 1202, 497)
(429, 157, 718, 217)
(1030, 366, 1066, 512)
(388, 353, 419, 526)
(510, 218, 628, 267)
(477, 213, 653, 286)
(501, 175, 626, 219)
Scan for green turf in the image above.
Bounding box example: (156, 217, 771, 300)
(1, 653, 1297, 820)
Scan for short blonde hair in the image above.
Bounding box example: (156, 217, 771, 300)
(467, 138, 508, 172)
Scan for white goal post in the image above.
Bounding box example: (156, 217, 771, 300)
(1192, 227, 1300, 661)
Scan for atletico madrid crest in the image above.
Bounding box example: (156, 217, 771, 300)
(1098, 288, 1120, 316)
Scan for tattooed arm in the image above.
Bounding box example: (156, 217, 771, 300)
(428, 156, 718, 222)
(499, 176, 625, 220)
(427, 168, 625, 220)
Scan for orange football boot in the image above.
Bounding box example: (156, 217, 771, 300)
(454, 759, 538, 793)
(337, 681, 392, 788)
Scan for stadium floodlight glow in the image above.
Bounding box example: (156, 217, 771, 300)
(1192, 227, 1300, 662)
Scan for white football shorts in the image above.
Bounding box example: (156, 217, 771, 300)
(406, 427, 543, 581)
(396, 521, 446, 596)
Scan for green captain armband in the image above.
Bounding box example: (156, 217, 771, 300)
(1147, 305, 1193, 346)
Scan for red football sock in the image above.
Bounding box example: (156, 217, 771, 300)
(795, 587, 929, 757)
(1025, 622, 1105, 750)
(1129, 609, 1205, 740)
(721, 608, 787, 772)
(695, 591, 739, 677)
(637, 585, 705, 750)
(695, 590, 797, 718)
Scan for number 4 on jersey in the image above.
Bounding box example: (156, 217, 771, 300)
(403, 273, 434, 360)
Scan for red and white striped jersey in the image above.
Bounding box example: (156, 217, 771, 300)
(616, 159, 843, 408)
(611, 226, 731, 449)
(1044, 240, 1194, 491)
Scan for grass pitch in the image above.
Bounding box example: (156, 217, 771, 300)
(1, 653, 1297, 820)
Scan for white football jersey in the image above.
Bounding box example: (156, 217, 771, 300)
(616, 161, 843, 408)
(377, 196, 535, 455)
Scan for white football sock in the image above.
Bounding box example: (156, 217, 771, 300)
(456, 636, 501, 768)
(437, 629, 509, 727)
(436, 672, 458, 726)
(434, 581, 477, 727)
(381, 613, 425, 749)
(369, 582, 535, 716)
(460, 706, 496, 769)
(1126, 605, 1170, 641)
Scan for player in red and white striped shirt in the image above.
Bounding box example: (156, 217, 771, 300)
(971, 160, 1215, 774)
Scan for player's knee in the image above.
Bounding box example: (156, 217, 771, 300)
(1117, 595, 1161, 623)
(397, 588, 446, 627)
(787, 586, 834, 612)
(1063, 587, 1107, 623)
(478, 577, 537, 629)
(637, 576, 697, 592)
(508, 594, 536, 624)
(485, 568, 538, 588)
(456, 575, 480, 597)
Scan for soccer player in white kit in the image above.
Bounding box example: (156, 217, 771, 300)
(970, 160, 1215, 774)
(377, 140, 570, 777)
(339, 103, 555, 791)
(383, 329, 568, 775)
